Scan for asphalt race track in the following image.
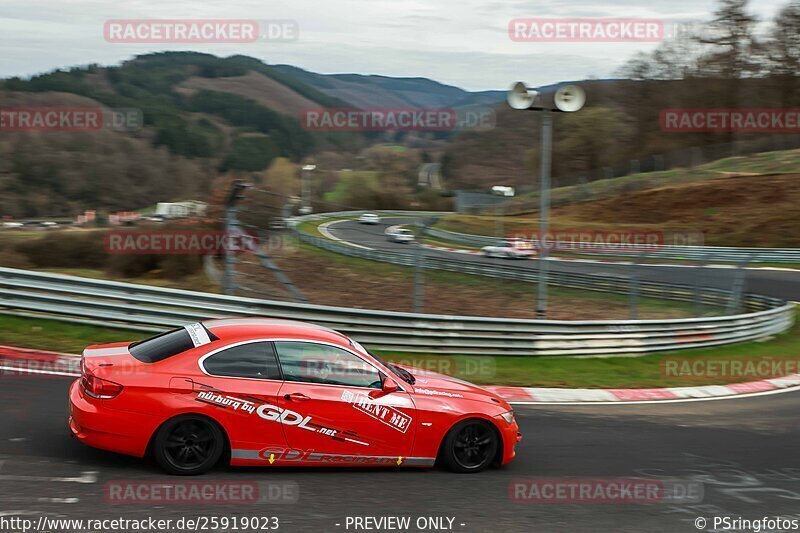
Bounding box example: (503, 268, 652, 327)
(3, 376, 800, 532)
(327, 217, 800, 302)
(1, 219, 798, 533)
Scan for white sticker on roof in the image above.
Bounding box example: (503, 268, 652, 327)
(184, 323, 212, 347)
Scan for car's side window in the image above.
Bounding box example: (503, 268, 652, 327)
(274, 341, 382, 389)
(202, 342, 282, 380)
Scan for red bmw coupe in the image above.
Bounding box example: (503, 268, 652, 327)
(69, 318, 521, 475)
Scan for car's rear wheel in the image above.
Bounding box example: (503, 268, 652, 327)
(153, 415, 224, 475)
(440, 419, 498, 473)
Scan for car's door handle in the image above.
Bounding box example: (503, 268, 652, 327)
(284, 392, 310, 402)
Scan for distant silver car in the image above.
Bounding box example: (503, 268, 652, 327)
(481, 239, 534, 259)
(358, 213, 380, 225)
(387, 228, 415, 244)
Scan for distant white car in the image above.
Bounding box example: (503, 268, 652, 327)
(358, 213, 380, 225)
(481, 239, 535, 259)
(387, 228, 415, 244)
(2, 222, 23, 228)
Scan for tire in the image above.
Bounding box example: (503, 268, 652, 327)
(440, 419, 499, 473)
(153, 415, 224, 476)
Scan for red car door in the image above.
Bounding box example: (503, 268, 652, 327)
(193, 341, 287, 457)
(272, 341, 416, 464)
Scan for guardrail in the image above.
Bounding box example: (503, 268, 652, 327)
(291, 211, 769, 312)
(426, 226, 800, 263)
(0, 267, 794, 357)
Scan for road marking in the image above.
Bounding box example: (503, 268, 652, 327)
(0, 471, 97, 484)
(0, 365, 78, 377)
(319, 220, 373, 250)
(0, 497, 79, 504)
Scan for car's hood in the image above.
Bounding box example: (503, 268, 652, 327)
(394, 364, 510, 409)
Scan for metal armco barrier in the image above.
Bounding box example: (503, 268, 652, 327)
(0, 266, 792, 358)
(426, 226, 800, 263)
(290, 212, 769, 312)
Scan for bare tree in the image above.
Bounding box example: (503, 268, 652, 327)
(766, 1, 800, 105)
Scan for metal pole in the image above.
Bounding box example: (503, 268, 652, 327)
(302, 169, 310, 211)
(414, 242, 424, 313)
(223, 205, 237, 295)
(413, 218, 437, 313)
(222, 179, 249, 296)
(414, 225, 425, 313)
(629, 250, 648, 320)
(253, 229, 307, 303)
(495, 202, 505, 239)
(726, 254, 753, 315)
(694, 252, 711, 316)
(536, 112, 553, 319)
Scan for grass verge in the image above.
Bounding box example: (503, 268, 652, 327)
(1, 312, 796, 389)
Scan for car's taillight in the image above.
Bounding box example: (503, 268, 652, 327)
(81, 361, 123, 399)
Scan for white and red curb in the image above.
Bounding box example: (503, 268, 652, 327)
(484, 377, 800, 405)
(4, 345, 800, 405)
(0, 345, 80, 376)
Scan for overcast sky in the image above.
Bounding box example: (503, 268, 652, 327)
(0, 0, 791, 91)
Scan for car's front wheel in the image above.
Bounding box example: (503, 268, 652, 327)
(153, 415, 224, 475)
(440, 419, 498, 473)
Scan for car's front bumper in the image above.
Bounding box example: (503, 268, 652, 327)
(496, 414, 521, 465)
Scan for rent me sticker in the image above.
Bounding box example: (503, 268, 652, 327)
(343, 391, 412, 433)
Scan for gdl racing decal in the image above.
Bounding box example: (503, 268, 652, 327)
(238, 448, 431, 466)
(256, 403, 369, 447)
(195, 390, 258, 414)
(194, 390, 369, 446)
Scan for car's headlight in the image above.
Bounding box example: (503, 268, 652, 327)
(500, 410, 515, 424)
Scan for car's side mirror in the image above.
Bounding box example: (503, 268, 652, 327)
(383, 377, 399, 394)
(370, 375, 399, 398)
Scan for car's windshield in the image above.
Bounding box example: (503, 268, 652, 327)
(350, 339, 415, 385)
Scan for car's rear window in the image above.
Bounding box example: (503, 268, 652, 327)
(129, 325, 218, 363)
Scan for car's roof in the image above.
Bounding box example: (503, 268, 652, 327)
(202, 318, 353, 347)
